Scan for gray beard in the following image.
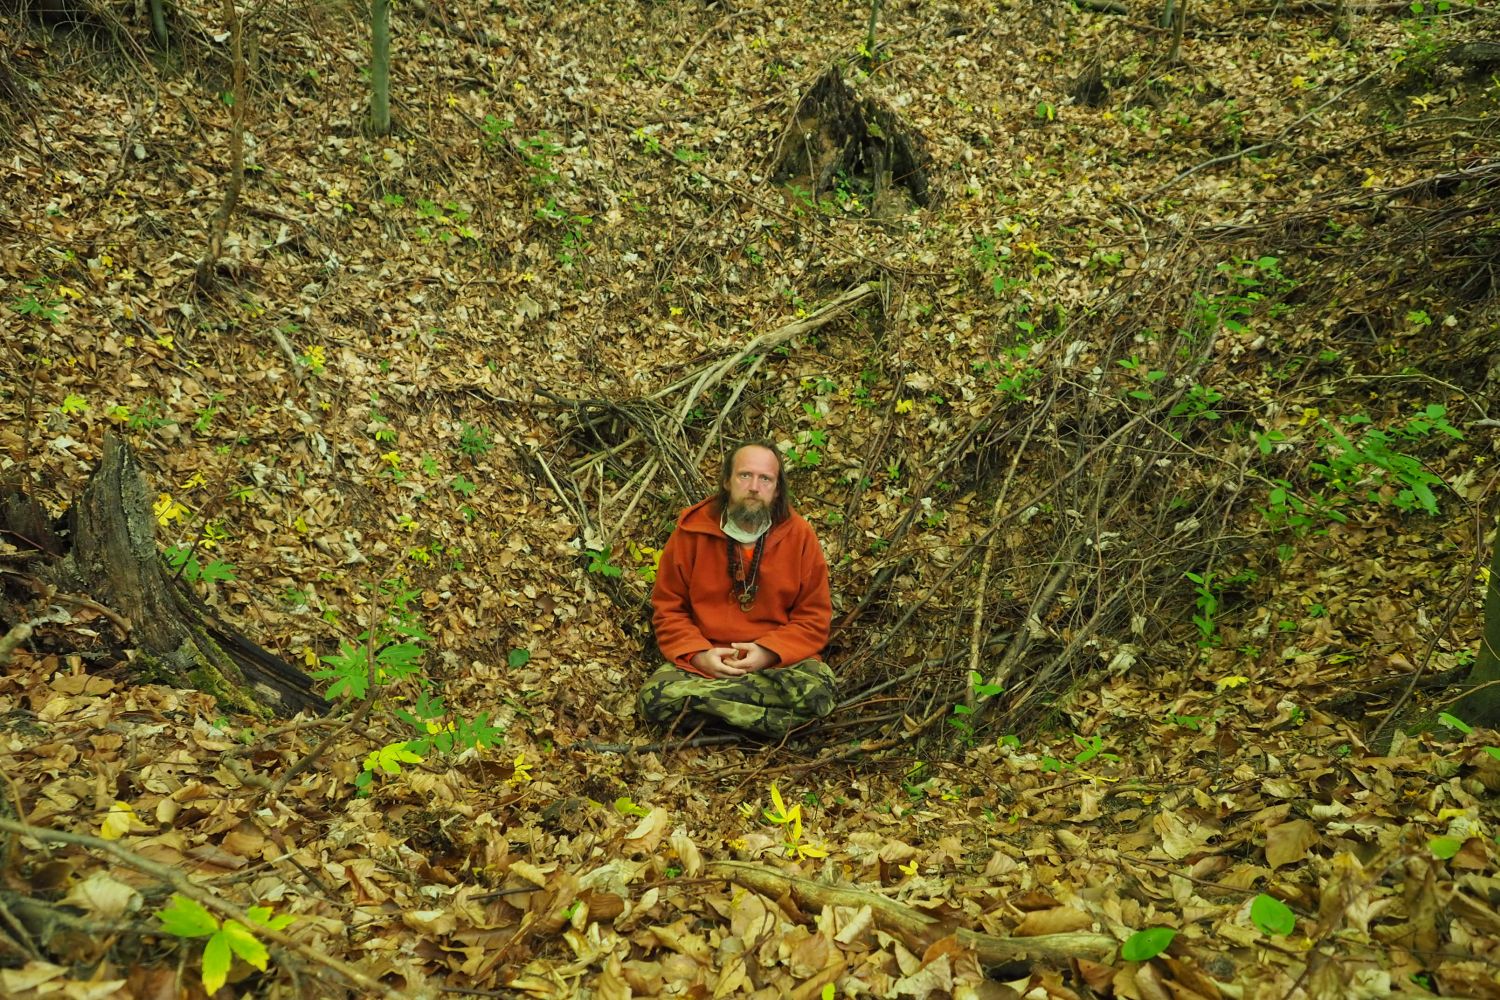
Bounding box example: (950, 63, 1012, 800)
(727, 500, 770, 533)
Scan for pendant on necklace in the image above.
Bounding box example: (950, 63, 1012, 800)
(738, 588, 756, 611)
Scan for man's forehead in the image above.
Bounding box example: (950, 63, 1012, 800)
(732, 446, 778, 473)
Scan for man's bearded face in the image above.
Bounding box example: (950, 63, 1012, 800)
(727, 496, 771, 532)
(726, 446, 779, 530)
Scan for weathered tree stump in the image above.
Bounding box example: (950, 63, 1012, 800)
(772, 66, 932, 218)
(0, 432, 324, 719)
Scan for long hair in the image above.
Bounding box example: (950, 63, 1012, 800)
(713, 441, 791, 525)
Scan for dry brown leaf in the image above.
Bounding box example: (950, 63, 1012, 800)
(1012, 906, 1094, 936)
(1153, 811, 1216, 860)
(1264, 819, 1318, 869)
(623, 807, 671, 854)
(60, 871, 139, 918)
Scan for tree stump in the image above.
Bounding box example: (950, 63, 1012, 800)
(772, 66, 932, 218)
(0, 432, 324, 719)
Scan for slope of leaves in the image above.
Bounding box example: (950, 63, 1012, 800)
(1, 0, 1497, 995)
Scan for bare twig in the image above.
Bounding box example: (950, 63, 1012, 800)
(966, 413, 1039, 706)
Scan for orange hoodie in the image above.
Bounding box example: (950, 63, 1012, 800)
(651, 497, 832, 676)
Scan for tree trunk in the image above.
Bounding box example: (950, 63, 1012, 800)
(195, 0, 246, 284)
(149, 0, 168, 49)
(1451, 526, 1500, 728)
(370, 0, 391, 135)
(2, 433, 323, 719)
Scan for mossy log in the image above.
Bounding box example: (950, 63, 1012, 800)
(1, 432, 324, 719)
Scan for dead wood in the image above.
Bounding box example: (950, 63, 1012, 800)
(8, 432, 325, 718)
(707, 860, 1119, 966)
(0, 480, 64, 556)
(1446, 41, 1500, 67)
(773, 67, 931, 214)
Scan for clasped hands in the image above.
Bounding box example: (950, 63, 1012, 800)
(691, 642, 778, 678)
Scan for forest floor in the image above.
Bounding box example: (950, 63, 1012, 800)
(2, 0, 1500, 997)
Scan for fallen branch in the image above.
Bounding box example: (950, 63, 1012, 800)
(967, 413, 1039, 705)
(567, 283, 883, 473)
(706, 860, 1118, 965)
(564, 733, 744, 754)
(0, 817, 412, 1000)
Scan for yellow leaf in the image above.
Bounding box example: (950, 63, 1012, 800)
(895, 399, 915, 414)
(1216, 675, 1250, 691)
(767, 783, 788, 822)
(1298, 407, 1320, 426)
(153, 493, 190, 527)
(180, 472, 208, 491)
(898, 859, 918, 876)
(100, 801, 144, 840)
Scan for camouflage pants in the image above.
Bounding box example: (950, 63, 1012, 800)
(637, 659, 837, 738)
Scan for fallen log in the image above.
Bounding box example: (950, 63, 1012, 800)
(706, 859, 1119, 966)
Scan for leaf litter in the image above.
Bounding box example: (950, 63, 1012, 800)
(1, 0, 1498, 996)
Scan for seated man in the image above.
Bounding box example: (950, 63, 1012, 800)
(637, 442, 836, 738)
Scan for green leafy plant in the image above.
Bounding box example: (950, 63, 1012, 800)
(516, 130, 564, 186)
(1191, 255, 1296, 338)
(309, 579, 503, 794)
(11, 280, 65, 324)
(1118, 356, 1167, 401)
(1184, 570, 1219, 646)
(1169, 384, 1224, 422)
(456, 423, 493, 461)
(1310, 406, 1462, 515)
(586, 549, 623, 578)
(480, 113, 514, 149)
(1430, 836, 1463, 859)
(163, 545, 238, 586)
(950, 672, 1004, 740)
(1071, 733, 1120, 765)
(1437, 712, 1500, 760)
(786, 428, 827, 468)
(157, 894, 292, 994)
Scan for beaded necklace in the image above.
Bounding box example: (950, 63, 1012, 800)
(726, 533, 767, 611)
